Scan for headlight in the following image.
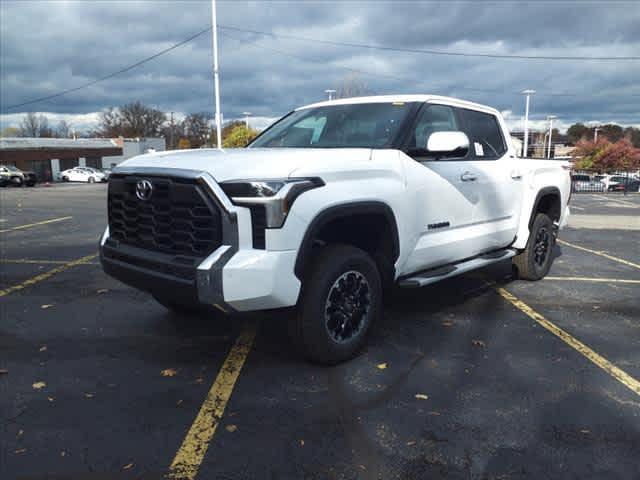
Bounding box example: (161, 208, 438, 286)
(220, 177, 324, 228)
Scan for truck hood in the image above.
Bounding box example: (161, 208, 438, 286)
(116, 147, 373, 182)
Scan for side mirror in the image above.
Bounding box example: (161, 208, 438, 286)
(426, 131, 469, 157)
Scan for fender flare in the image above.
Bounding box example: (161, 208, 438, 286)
(528, 186, 561, 228)
(294, 201, 400, 279)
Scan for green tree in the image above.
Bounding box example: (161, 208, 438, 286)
(567, 123, 590, 145)
(222, 125, 258, 148)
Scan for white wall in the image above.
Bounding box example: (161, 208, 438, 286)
(101, 137, 167, 169)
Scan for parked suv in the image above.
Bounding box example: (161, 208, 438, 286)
(101, 95, 571, 364)
(0, 164, 37, 187)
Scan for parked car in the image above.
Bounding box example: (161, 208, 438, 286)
(100, 94, 571, 364)
(605, 175, 639, 192)
(609, 179, 640, 193)
(0, 164, 37, 187)
(60, 167, 106, 183)
(571, 174, 605, 192)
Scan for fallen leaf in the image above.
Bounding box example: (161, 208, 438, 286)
(359, 465, 366, 470)
(376, 363, 387, 370)
(40, 304, 54, 309)
(415, 393, 429, 400)
(442, 320, 454, 327)
(580, 429, 590, 434)
(97, 289, 109, 294)
(17, 429, 24, 437)
(47, 396, 55, 402)
(123, 463, 134, 470)
(195, 377, 204, 384)
(472, 339, 486, 348)
(406, 440, 416, 446)
(161, 368, 177, 377)
(300, 440, 305, 447)
(39, 346, 47, 352)
(428, 411, 441, 416)
(176, 399, 183, 406)
(84, 393, 94, 399)
(61, 451, 66, 457)
(32, 381, 46, 390)
(14, 448, 26, 454)
(225, 424, 237, 433)
(0, 368, 8, 375)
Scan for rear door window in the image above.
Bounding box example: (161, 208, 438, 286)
(458, 109, 507, 160)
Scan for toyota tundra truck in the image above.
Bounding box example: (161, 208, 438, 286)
(100, 95, 571, 364)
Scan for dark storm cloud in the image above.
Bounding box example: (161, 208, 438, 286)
(1, 0, 639, 131)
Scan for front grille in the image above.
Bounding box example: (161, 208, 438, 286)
(108, 174, 222, 259)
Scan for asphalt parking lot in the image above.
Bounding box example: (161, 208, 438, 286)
(1, 185, 639, 480)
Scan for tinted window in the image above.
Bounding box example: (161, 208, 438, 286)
(412, 105, 459, 150)
(459, 109, 506, 159)
(250, 103, 413, 149)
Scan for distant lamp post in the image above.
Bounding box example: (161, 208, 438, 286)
(324, 89, 337, 101)
(546, 115, 557, 159)
(522, 89, 536, 157)
(242, 112, 252, 129)
(594, 127, 601, 142)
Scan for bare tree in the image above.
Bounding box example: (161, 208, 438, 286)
(19, 112, 40, 137)
(95, 101, 167, 138)
(336, 74, 371, 99)
(56, 120, 71, 138)
(182, 112, 212, 148)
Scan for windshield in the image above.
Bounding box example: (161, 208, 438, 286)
(4, 165, 20, 172)
(250, 102, 414, 149)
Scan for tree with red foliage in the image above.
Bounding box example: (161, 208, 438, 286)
(596, 139, 640, 171)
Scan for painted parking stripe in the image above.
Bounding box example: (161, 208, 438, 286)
(168, 323, 257, 480)
(0, 258, 98, 265)
(496, 287, 640, 397)
(558, 239, 640, 270)
(0, 216, 72, 233)
(545, 276, 640, 285)
(0, 254, 97, 297)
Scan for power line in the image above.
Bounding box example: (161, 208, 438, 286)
(218, 24, 640, 62)
(2, 26, 213, 111)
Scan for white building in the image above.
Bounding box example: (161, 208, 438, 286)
(102, 137, 166, 169)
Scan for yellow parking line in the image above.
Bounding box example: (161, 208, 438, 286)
(496, 287, 640, 397)
(558, 239, 640, 270)
(0, 254, 98, 297)
(545, 276, 640, 284)
(0, 258, 98, 265)
(168, 323, 257, 480)
(0, 216, 72, 233)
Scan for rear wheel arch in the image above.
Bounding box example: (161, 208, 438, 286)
(294, 201, 400, 284)
(528, 187, 561, 228)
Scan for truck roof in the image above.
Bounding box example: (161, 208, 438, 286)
(298, 94, 500, 115)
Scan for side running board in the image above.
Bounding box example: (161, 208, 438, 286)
(398, 249, 517, 288)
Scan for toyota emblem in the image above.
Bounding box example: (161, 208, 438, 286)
(135, 179, 153, 201)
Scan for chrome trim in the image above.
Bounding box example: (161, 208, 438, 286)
(108, 166, 241, 310)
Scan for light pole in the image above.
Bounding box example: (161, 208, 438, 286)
(211, 0, 222, 149)
(242, 112, 252, 129)
(594, 127, 601, 142)
(324, 89, 336, 101)
(522, 89, 536, 158)
(546, 115, 557, 159)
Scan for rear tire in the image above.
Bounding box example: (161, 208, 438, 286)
(289, 244, 382, 365)
(88, 177, 95, 184)
(513, 213, 555, 281)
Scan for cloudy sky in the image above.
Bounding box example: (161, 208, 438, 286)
(1, 0, 639, 133)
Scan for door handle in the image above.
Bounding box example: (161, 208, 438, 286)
(511, 170, 522, 180)
(460, 171, 477, 182)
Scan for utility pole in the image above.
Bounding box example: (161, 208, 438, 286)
(546, 115, 557, 159)
(594, 127, 601, 142)
(522, 89, 535, 158)
(211, 0, 222, 149)
(169, 112, 174, 149)
(242, 111, 252, 129)
(325, 89, 336, 101)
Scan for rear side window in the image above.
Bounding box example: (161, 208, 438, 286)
(458, 109, 507, 159)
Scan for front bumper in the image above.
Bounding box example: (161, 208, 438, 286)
(99, 167, 301, 313)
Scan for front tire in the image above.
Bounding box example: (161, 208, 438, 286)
(88, 177, 95, 184)
(513, 213, 555, 281)
(289, 244, 382, 365)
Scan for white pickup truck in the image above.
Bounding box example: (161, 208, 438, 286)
(100, 95, 571, 364)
